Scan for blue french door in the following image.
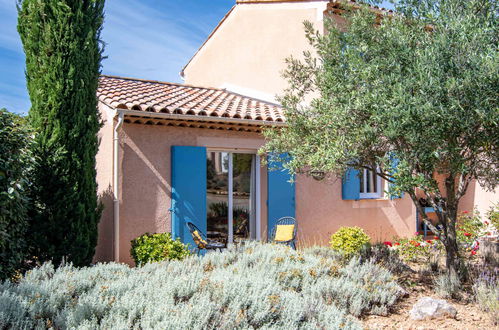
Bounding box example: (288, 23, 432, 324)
(171, 146, 207, 248)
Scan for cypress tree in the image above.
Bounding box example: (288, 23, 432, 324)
(18, 0, 105, 266)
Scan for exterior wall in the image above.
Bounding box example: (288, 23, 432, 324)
(94, 104, 115, 262)
(116, 123, 268, 265)
(296, 175, 415, 246)
(460, 181, 498, 217)
(109, 122, 416, 265)
(183, 1, 331, 102)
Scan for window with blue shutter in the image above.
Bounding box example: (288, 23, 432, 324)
(342, 167, 360, 200)
(171, 146, 207, 248)
(267, 154, 295, 239)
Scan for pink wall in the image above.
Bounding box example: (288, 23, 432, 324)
(93, 105, 115, 262)
(116, 123, 267, 264)
(98, 121, 416, 265)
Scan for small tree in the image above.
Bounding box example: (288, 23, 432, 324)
(17, 0, 105, 266)
(262, 0, 498, 273)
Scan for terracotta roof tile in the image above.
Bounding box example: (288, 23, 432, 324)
(98, 75, 285, 124)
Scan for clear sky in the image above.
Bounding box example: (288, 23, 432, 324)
(0, 0, 394, 115)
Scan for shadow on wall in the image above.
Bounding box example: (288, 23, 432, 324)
(94, 185, 114, 263)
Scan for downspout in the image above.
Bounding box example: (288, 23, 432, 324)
(113, 111, 124, 262)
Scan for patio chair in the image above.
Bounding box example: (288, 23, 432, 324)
(185, 221, 225, 255)
(271, 216, 297, 249)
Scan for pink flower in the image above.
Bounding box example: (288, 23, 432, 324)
(414, 232, 421, 236)
(383, 241, 393, 247)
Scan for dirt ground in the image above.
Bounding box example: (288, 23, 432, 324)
(362, 269, 498, 330)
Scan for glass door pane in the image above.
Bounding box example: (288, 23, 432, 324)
(206, 152, 229, 246)
(232, 153, 254, 242)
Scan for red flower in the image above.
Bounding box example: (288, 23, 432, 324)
(484, 221, 489, 225)
(464, 232, 472, 237)
(394, 242, 400, 246)
(415, 242, 421, 247)
(463, 211, 469, 214)
(383, 241, 393, 247)
(471, 250, 477, 256)
(426, 240, 433, 244)
(434, 236, 439, 240)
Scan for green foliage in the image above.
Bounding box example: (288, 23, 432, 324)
(0, 109, 32, 280)
(0, 243, 404, 329)
(17, 0, 105, 266)
(261, 0, 498, 273)
(130, 233, 190, 266)
(487, 204, 499, 232)
(456, 211, 484, 246)
(393, 234, 441, 263)
(330, 226, 370, 256)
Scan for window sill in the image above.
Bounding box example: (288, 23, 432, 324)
(351, 198, 394, 209)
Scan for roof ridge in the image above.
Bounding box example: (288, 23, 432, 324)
(100, 75, 224, 92)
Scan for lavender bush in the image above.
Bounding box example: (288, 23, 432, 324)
(0, 243, 404, 329)
(473, 267, 499, 325)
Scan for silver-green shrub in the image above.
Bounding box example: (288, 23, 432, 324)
(435, 269, 461, 299)
(0, 243, 404, 329)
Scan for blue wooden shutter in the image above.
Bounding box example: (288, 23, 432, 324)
(267, 154, 295, 239)
(342, 168, 360, 200)
(388, 154, 404, 199)
(171, 146, 207, 248)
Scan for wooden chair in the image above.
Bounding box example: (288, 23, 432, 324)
(185, 221, 225, 255)
(271, 216, 297, 249)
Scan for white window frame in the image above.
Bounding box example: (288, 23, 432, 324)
(359, 167, 383, 199)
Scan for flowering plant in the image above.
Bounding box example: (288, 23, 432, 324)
(391, 233, 442, 263)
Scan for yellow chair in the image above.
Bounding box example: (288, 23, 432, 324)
(271, 217, 297, 249)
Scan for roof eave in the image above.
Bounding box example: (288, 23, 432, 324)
(116, 108, 286, 127)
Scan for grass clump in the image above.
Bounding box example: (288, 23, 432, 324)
(0, 242, 404, 329)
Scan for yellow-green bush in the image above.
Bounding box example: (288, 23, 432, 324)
(330, 226, 370, 256)
(130, 233, 190, 266)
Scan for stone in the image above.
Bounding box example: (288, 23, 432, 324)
(409, 297, 457, 321)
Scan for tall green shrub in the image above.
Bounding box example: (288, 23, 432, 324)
(0, 109, 32, 280)
(17, 0, 105, 266)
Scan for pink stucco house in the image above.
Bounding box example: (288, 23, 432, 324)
(94, 0, 497, 264)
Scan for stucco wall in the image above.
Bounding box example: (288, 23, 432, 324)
(93, 104, 115, 262)
(116, 123, 268, 264)
(107, 122, 416, 265)
(183, 1, 330, 101)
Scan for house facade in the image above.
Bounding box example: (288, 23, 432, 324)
(94, 0, 497, 264)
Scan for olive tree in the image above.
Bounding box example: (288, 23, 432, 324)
(262, 0, 498, 273)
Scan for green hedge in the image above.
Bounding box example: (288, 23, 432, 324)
(130, 232, 190, 266)
(0, 109, 32, 280)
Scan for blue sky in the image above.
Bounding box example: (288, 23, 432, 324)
(0, 0, 393, 115)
